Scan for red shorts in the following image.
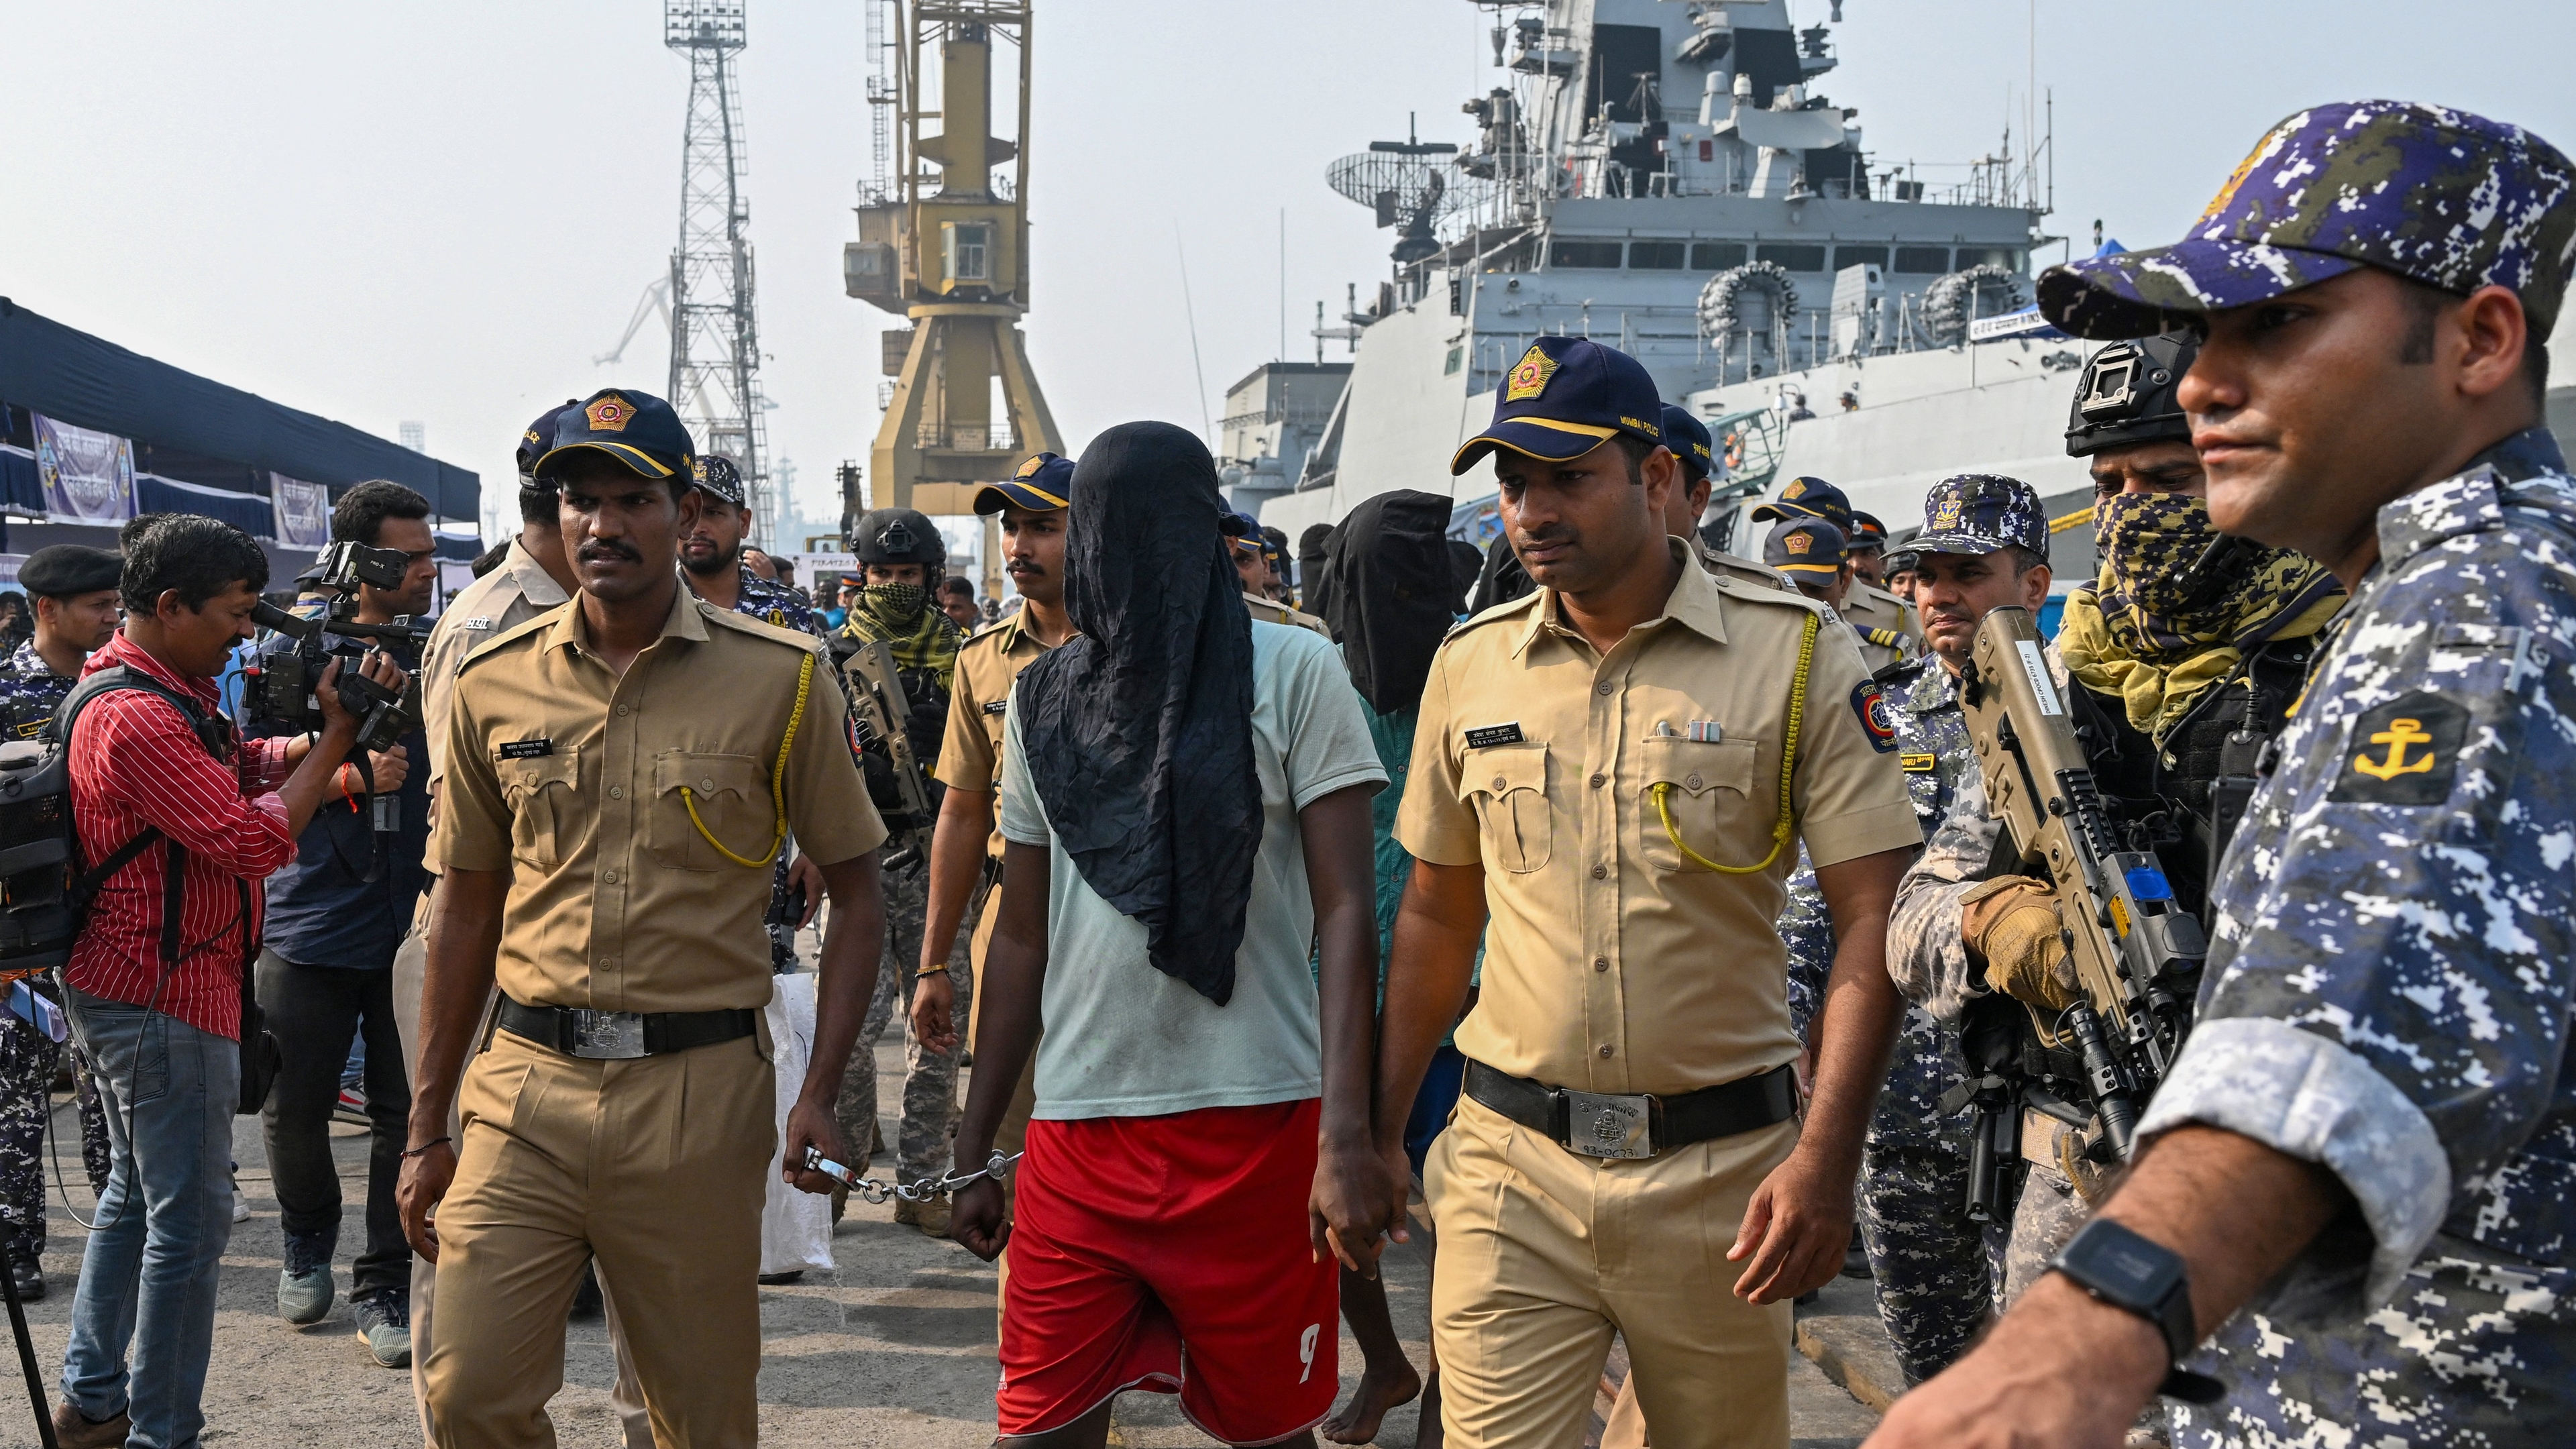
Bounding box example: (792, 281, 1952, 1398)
(997, 1098, 1338, 1444)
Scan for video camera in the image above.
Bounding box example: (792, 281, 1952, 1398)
(241, 541, 431, 763)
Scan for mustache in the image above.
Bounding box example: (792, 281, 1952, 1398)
(1006, 560, 1046, 576)
(578, 539, 641, 564)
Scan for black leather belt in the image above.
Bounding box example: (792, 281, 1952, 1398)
(496, 996, 757, 1061)
(1464, 1060, 1799, 1160)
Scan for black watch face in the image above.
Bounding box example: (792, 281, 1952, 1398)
(2072, 1221, 2182, 1303)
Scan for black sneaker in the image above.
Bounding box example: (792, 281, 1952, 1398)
(9, 1256, 43, 1303)
(352, 1293, 411, 1368)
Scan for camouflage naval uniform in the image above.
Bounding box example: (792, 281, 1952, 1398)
(2138, 430, 2576, 1446)
(709, 565, 829, 974)
(1781, 655, 1996, 1385)
(0, 641, 112, 1209)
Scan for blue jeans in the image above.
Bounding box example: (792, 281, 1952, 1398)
(60, 985, 238, 1449)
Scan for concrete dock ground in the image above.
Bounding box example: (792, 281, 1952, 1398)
(7, 1034, 1894, 1447)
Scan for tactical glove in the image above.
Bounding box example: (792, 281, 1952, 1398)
(1960, 877, 2080, 1013)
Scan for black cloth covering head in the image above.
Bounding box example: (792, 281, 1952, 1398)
(1014, 422, 1260, 1006)
(1322, 490, 1457, 716)
(1297, 523, 1338, 621)
(1446, 539, 1483, 613)
(1470, 531, 1536, 614)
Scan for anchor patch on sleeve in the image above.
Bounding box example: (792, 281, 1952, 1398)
(2327, 692, 2467, 806)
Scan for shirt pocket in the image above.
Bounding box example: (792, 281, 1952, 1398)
(1460, 744, 1553, 874)
(496, 751, 582, 869)
(1637, 734, 1762, 873)
(650, 751, 772, 873)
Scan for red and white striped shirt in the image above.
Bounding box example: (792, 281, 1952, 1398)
(64, 633, 294, 1040)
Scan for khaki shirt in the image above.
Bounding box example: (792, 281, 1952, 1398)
(1244, 592, 1332, 637)
(421, 537, 570, 790)
(1693, 539, 1794, 592)
(1831, 607, 1918, 672)
(431, 586, 885, 1015)
(933, 608, 1063, 859)
(1396, 537, 1919, 1097)
(1843, 579, 1919, 649)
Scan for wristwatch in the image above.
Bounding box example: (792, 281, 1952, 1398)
(2045, 1218, 2225, 1405)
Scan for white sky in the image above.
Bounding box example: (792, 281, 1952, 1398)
(5, 1, 2571, 543)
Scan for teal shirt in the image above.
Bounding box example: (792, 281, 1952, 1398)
(1366, 704, 1417, 967)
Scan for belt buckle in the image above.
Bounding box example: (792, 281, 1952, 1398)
(1562, 1089, 1655, 1159)
(568, 1010, 647, 1060)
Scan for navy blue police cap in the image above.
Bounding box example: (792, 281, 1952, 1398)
(1846, 511, 1889, 552)
(1660, 405, 1716, 483)
(1450, 336, 1663, 474)
(1750, 476, 1854, 532)
(1221, 510, 1261, 540)
(533, 388, 695, 483)
(515, 398, 584, 480)
(1764, 519, 1849, 578)
(974, 452, 1075, 515)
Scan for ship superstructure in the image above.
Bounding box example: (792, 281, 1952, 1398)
(1256, 0, 2085, 555)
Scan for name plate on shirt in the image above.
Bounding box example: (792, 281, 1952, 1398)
(498, 739, 554, 759)
(1464, 722, 1525, 749)
(983, 700, 1008, 715)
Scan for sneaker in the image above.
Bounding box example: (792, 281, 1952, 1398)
(49, 1403, 129, 1449)
(331, 1087, 370, 1127)
(352, 1293, 411, 1368)
(231, 1179, 251, 1224)
(278, 1230, 335, 1325)
(9, 1256, 43, 1303)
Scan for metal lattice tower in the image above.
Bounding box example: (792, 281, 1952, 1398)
(666, 1, 774, 547)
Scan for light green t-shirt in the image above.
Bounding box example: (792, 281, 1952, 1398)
(1000, 621, 1387, 1119)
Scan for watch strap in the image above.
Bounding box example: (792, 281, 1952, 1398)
(2047, 1219, 2226, 1405)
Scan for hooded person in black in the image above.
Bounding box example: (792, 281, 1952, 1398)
(1298, 523, 1338, 619)
(1323, 491, 1457, 718)
(1012, 421, 1262, 1004)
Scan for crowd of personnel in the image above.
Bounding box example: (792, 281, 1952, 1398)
(3, 95, 2572, 1449)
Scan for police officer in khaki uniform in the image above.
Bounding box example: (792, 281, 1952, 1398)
(399, 388, 888, 1448)
(1226, 511, 1334, 635)
(1660, 404, 1796, 592)
(1763, 517, 1913, 671)
(1753, 476, 1920, 647)
(1372, 337, 1921, 1448)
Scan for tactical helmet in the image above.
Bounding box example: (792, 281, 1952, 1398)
(851, 507, 947, 572)
(2065, 331, 2197, 458)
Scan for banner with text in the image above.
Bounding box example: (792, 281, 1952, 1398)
(270, 474, 331, 547)
(32, 415, 135, 524)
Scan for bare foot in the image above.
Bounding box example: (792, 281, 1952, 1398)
(1318, 1356, 1423, 1444)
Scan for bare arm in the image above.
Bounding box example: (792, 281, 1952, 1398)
(1370, 857, 1489, 1243)
(1868, 1126, 2349, 1448)
(1299, 784, 1397, 1272)
(395, 865, 506, 1262)
(1729, 845, 1909, 1303)
(947, 836, 1052, 1260)
(784, 850, 889, 1192)
(910, 784, 996, 1055)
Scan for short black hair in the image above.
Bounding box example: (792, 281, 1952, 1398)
(332, 479, 432, 546)
(1612, 433, 1658, 482)
(518, 481, 560, 529)
(2395, 274, 2549, 408)
(2000, 543, 2050, 577)
(119, 514, 269, 616)
(939, 576, 975, 600)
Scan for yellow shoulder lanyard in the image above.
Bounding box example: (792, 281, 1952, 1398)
(683, 650, 816, 868)
(1650, 610, 1817, 874)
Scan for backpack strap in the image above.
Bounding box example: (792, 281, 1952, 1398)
(52, 666, 234, 967)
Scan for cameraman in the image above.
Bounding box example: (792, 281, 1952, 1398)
(252, 481, 434, 1368)
(55, 514, 402, 1449)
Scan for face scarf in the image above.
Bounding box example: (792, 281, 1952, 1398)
(1322, 490, 1458, 716)
(2055, 492, 2344, 743)
(847, 582, 960, 688)
(1014, 423, 1260, 1006)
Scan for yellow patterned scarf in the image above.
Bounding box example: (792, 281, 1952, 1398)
(2057, 494, 2343, 743)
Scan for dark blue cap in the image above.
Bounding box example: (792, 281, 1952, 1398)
(1750, 476, 1854, 533)
(1220, 509, 1261, 539)
(974, 452, 1075, 515)
(533, 388, 695, 484)
(1847, 511, 1888, 548)
(690, 454, 746, 506)
(1660, 405, 1715, 482)
(1450, 336, 1663, 474)
(1912, 474, 2050, 557)
(1764, 519, 1847, 577)
(515, 398, 583, 479)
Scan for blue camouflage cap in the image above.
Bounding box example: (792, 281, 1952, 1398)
(1911, 474, 2049, 557)
(2039, 100, 2576, 340)
(1450, 335, 1662, 474)
(973, 451, 1074, 515)
(1764, 518, 1847, 578)
(690, 453, 746, 506)
(534, 387, 695, 482)
(1660, 405, 1716, 482)
(1749, 476, 1854, 533)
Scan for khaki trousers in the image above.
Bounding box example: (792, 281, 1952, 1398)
(394, 911, 653, 1448)
(419, 1026, 775, 1448)
(1426, 1093, 1799, 1449)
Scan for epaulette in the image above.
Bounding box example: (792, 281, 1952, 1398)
(1711, 573, 1831, 618)
(1862, 627, 1908, 649)
(963, 614, 1018, 647)
(1443, 587, 1544, 639)
(455, 600, 572, 675)
(701, 600, 828, 654)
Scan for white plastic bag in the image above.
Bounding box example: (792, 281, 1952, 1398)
(760, 972, 836, 1277)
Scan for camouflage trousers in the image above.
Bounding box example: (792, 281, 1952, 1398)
(837, 849, 974, 1186)
(2169, 1236, 2576, 1448)
(0, 1013, 65, 1265)
(2006, 1163, 2171, 1449)
(1858, 1136, 2009, 1386)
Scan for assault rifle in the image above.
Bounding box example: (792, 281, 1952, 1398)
(832, 636, 937, 841)
(1949, 606, 2206, 1210)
